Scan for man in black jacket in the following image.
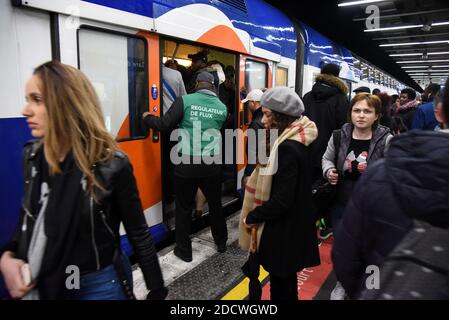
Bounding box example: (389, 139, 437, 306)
(241, 89, 264, 189)
(332, 79, 449, 299)
(303, 63, 349, 238)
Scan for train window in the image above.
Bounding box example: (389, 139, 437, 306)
(245, 60, 267, 91)
(78, 27, 148, 141)
(275, 66, 288, 87)
(361, 63, 368, 81)
(369, 67, 375, 83)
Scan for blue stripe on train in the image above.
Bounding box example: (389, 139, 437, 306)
(0, 117, 32, 299)
(120, 223, 168, 257)
(0, 118, 32, 247)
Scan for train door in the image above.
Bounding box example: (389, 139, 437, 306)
(159, 39, 240, 227)
(236, 55, 272, 189)
(57, 16, 166, 242)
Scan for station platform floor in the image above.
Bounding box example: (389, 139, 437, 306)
(132, 211, 336, 300)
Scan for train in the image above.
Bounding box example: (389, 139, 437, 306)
(0, 0, 405, 297)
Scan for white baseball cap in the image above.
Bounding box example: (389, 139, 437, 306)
(241, 89, 264, 103)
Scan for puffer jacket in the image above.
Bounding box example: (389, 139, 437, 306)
(303, 74, 349, 173)
(322, 123, 392, 205)
(1, 141, 164, 299)
(332, 130, 449, 298)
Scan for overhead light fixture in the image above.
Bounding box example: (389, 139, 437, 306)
(409, 72, 449, 74)
(338, 0, 387, 7)
(365, 24, 423, 32)
(389, 53, 421, 57)
(410, 73, 449, 78)
(402, 65, 449, 69)
(397, 59, 449, 63)
(401, 66, 428, 69)
(432, 22, 449, 27)
(380, 40, 449, 47)
(365, 21, 449, 32)
(406, 69, 449, 73)
(389, 51, 449, 57)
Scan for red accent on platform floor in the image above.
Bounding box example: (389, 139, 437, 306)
(261, 238, 333, 300)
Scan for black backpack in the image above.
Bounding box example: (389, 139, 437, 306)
(360, 220, 449, 300)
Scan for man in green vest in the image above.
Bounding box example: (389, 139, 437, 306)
(142, 71, 228, 262)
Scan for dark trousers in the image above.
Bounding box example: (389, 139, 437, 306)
(270, 273, 298, 300)
(174, 172, 227, 256)
(312, 167, 332, 228)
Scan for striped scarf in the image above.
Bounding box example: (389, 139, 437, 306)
(239, 116, 318, 251)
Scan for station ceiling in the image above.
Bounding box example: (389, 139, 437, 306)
(265, 0, 449, 92)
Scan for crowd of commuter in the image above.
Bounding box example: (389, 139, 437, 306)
(1, 56, 448, 301)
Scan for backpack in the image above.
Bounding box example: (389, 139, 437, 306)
(360, 220, 449, 300)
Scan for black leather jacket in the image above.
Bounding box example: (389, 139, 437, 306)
(2, 141, 165, 297)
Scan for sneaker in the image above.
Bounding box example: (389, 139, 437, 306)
(173, 247, 192, 262)
(319, 227, 333, 240)
(318, 218, 333, 240)
(330, 281, 346, 300)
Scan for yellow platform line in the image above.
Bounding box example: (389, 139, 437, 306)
(221, 266, 269, 300)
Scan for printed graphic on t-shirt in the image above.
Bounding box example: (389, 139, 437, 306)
(343, 138, 370, 180)
(343, 150, 368, 173)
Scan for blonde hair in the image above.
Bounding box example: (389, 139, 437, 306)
(34, 60, 118, 195)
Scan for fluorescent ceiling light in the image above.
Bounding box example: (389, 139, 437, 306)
(406, 70, 449, 73)
(409, 73, 449, 75)
(389, 53, 421, 57)
(401, 66, 428, 69)
(380, 40, 449, 47)
(410, 71, 449, 76)
(365, 21, 449, 32)
(432, 22, 449, 27)
(390, 52, 449, 57)
(366, 24, 422, 32)
(397, 59, 449, 64)
(338, 0, 387, 7)
(402, 65, 449, 69)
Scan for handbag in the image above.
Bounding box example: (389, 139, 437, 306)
(311, 177, 337, 210)
(311, 129, 341, 210)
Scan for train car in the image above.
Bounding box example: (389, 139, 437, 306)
(0, 0, 405, 298)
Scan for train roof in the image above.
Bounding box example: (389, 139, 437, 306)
(16, 0, 297, 61)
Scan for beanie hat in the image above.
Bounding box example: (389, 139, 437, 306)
(260, 87, 304, 117)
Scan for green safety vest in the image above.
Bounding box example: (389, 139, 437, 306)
(179, 92, 228, 156)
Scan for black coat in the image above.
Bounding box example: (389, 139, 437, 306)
(1, 141, 164, 299)
(303, 74, 349, 173)
(246, 140, 320, 277)
(244, 107, 265, 177)
(332, 130, 449, 298)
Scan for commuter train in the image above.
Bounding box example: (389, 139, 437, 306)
(0, 0, 404, 266)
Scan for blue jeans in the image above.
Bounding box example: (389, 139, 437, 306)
(71, 256, 133, 300)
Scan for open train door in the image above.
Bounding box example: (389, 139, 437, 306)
(236, 55, 273, 190)
(73, 25, 166, 246)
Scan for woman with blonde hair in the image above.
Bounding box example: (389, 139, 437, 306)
(0, 60, 166, 300)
